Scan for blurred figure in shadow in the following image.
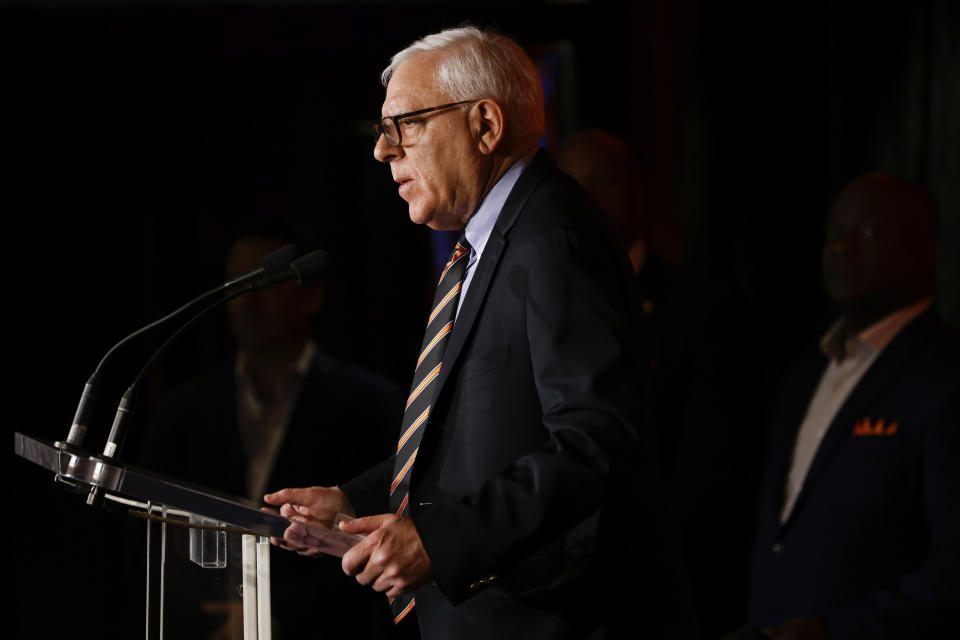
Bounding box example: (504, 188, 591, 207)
(744, 174, 960, 639)
(558, 128, 766, 638)
(137, 227, 406, 639)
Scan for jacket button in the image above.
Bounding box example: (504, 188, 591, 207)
(772, 542, 783, 554)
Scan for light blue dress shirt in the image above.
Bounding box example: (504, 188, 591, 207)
(456, 152, 535, 317)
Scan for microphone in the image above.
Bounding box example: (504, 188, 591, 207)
(291, 250, 329, 284)
(107, 249, 329, 453)
(250, 249, 328, 290)
(85, 249, 329, 507)
(61, 243, 299, 451)
(225, 243, 298, 289)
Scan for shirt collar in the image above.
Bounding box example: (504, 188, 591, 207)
(820, 298, 931, 362)
(464, 150, 536, 255)
(235, 339, 316, 379)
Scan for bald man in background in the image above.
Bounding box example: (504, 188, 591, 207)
(746, 174, 960, 639)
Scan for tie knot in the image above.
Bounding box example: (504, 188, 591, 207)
(437, 235, 471, 285)
(452, 234, 471, 258)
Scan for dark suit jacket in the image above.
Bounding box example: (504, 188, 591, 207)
(344, 151, 692, 639)
(748, 309, 960, 638)
(137, 349, 404, 639)
(140, 349, 402, 494)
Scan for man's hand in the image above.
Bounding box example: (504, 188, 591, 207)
(264, 486, 354, 526)
(762, 618, 830, 640)
(262, 486, 355, 555)
(340, 513, 434, 597)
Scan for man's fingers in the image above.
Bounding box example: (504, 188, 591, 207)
(263, 488, 292, 506)
(369, 557, 418, 596)
(269, 535, 307, 553)
(340, 514, 393, 577)
(353, 545, 389, 587)
(264, 486, 313, 506)
(293, 504, 316, 518)
(279, 502, 328, 528)
(342, 534, 375, 576)
(339, 513, 391, 534)
(284, 519, 313, 544)
(339, 514, 433, 597)
(371, 564, 405, 594)
(295, 545, 324, 557)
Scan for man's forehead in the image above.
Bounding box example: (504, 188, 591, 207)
(829, 190, 893, 227)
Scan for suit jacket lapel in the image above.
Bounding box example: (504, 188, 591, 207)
(428, 149, 554, 406)
(765, 352, 827, 523)
(782, 309, 936, 528)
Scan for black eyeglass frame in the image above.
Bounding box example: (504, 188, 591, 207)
(373, 100, 476, 147)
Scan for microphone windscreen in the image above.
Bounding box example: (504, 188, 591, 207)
(262, 244, 299, 276)
(291, 250, 328, 284)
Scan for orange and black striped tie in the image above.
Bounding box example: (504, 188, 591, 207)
(388, 235, 471, 623)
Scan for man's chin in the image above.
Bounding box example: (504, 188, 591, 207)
(406, 205, 432, 227)
(406, 203, 466, 231)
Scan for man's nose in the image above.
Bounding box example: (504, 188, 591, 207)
(373, 133, 401, 163)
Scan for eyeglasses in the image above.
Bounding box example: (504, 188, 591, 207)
(373, 100, 476, 147)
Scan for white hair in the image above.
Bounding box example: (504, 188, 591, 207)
(382, 26, 546, 146)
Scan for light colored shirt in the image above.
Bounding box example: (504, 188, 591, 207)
(780, 298, 932, 522)
(235, 340, 316, 499)
(457, 151, 535, 316)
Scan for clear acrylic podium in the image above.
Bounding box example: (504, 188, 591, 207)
(14, 431, 359, 640)
(138, 505, 274, 640)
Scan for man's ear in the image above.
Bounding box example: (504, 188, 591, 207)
(470, 99, 506, 155)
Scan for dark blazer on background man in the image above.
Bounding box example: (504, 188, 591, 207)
(141, 349, 401, 495)
(137, 350, 404, 639)
(343, 151, 692, 640)
(748, 309, 960, 638)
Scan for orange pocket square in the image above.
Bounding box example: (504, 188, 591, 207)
(853, 417, 898, 436)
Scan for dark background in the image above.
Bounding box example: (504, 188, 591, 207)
(7, 0, 959, 637)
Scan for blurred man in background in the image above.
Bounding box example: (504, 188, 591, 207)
(747, 174, 960, 639)
(139, 228, 404, 639)
(559, 128, 764, 638)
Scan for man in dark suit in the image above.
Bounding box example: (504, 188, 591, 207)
(142, 233, 401, 497)
(265, 26, 688, 639)
(746, 174, 960, 639)
(138, 232, 404, 639)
